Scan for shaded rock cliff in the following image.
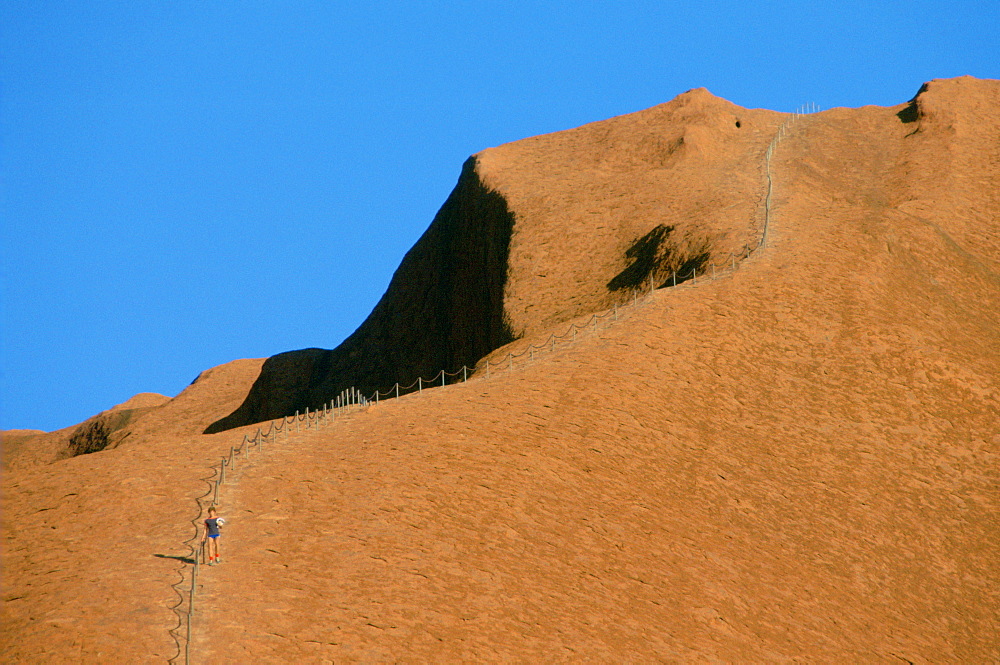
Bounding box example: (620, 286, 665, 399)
(209, 89, 783, 431)
(207, 157, 517, 431)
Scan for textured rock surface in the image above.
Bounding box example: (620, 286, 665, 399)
(190, 78, 1000, 662)
(2, 77, 998, 662)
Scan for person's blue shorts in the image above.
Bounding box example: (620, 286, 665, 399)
(208, 534, 220, 539)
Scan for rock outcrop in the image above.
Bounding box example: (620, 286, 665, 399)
(208, 89, 784, 431)
(4, 77, 998, 663)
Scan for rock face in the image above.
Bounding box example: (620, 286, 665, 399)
(208, 89, 784, 431)
(2, 360, 265, 470)
(189, 76, 998, 662)
(207, 158, 518, 431)
(3, 77, 999, 663)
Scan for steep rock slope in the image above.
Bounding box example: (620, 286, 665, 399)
(190, 77, 999, 662)
(2, 77, 997, 662)
(1, 358, 267, 662)
(208, 90, 784, 431)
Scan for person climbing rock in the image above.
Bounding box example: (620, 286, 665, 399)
(201, 506, 225, 565)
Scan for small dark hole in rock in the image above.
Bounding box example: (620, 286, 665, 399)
(735, 120, 741, 128)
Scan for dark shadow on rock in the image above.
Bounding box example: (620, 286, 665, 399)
(154, 553, 196, 564)
(206, 156, 516, 433)
(897, 101, 919, 124)
(65, 407, 151, 458)
(607, 225, 675, 291)
(607, 224, 711, 292)
(661, 250, 712, 287)
(897, 83, 928, 126)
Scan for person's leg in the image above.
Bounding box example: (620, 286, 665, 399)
(215, 537, 221, 563)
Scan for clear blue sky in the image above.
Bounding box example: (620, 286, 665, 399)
(2, 1, 996, 432)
